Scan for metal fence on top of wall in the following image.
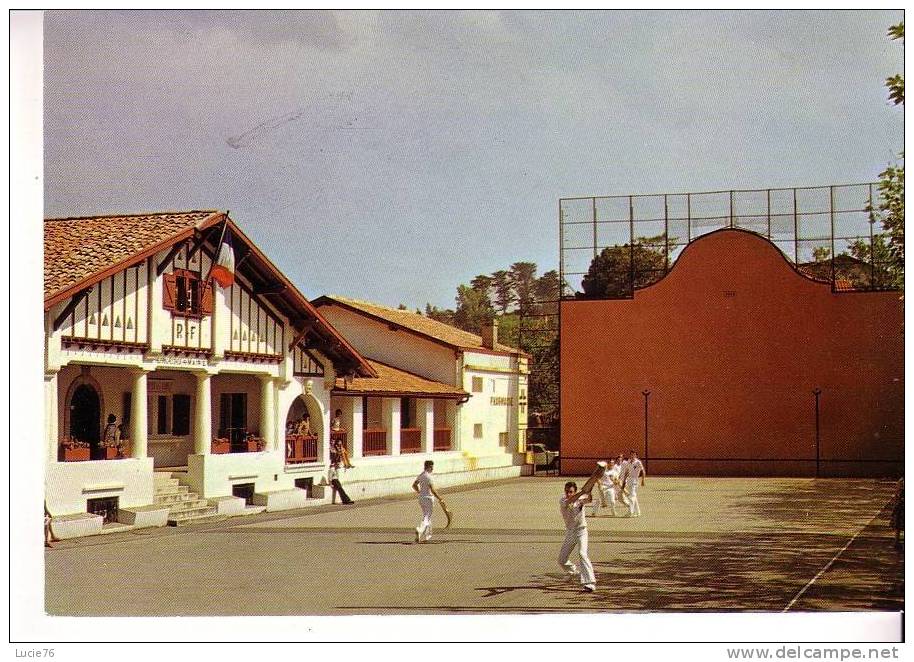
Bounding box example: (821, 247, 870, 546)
(559, 183, 898, 299)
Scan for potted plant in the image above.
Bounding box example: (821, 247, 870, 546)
(60, 437, 90, 462)
(211, 438, 231, 454)
(245, 434, 264, 452)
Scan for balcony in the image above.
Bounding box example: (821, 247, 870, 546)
(286, 434, 318, 464)
(363, 428, 387, 456)
(433, 428, 452, 451)
(400, 428, 421, 453)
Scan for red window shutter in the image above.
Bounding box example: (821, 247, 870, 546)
(162, 272, 177, 311)
(201, 281, 214, 315)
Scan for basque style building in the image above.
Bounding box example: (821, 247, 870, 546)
(313, 296, 529, 498)
(44, 211, 526, 538)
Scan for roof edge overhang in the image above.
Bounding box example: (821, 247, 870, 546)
(330, 389, 469, 400)
(44, 211, 225, 310)
(312, 295, 530, 359)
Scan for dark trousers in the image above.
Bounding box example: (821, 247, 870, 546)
(331, 479, 353, 504)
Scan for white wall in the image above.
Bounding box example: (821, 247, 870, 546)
(317, 305, 457, 384)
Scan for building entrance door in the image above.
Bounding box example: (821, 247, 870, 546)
(70, 384, 101, 458)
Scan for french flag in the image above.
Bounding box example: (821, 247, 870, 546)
(210, 228, 235, 288)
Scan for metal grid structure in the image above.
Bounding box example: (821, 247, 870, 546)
(559, 183, 898, 299)
(518, 306, 560, 464)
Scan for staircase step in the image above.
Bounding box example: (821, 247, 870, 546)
(154, 494, 195, 506)
(167, 499, 213, 513)
(168, 508, 227, 526)
(154, 483, 189, 495)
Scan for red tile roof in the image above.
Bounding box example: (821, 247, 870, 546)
(333, 359, 467, 398)
(44, 210, 223, 304)
(314, 295, 523, 356)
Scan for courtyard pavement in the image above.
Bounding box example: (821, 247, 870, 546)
(44, 476, 903, 616)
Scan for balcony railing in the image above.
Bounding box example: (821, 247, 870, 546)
(286, 434, 318, 464)
(363, 428, 387, 456)
(434, 428, 452, 451)
(400, 428, 421, 453)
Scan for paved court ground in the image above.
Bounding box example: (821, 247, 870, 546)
(44, 476, 903, 615)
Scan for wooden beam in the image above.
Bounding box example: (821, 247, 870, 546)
(186, 227, 216, 262)
(52, 288, 92, 332)
(156, 241, 186, 276)
(254, 282, 288, 295)
(288, 322, 314, 351)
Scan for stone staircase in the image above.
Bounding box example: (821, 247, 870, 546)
(154, 472, 224, 526)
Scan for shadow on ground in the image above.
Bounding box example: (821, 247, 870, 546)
(473, 483, 903, 613)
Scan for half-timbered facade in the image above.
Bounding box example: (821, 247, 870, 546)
(44, 211, 377, 537)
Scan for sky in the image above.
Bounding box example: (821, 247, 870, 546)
(43, 10, 904, 310)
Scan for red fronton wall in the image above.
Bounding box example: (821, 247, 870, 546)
(560, 229, 904, 477)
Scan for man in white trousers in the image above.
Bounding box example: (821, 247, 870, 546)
(412, 460, 443, 543)
(623, 449, 646, 517)
(559, 480, 597, 592)
(590, 458, 622, 517)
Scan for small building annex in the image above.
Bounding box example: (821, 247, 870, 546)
(312, 295, 530, 495)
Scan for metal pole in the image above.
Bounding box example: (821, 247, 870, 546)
(813, 388, 821, 478)
(766, 189, 771, 239)
(629, 196, 635, 297)
(592, 197, 598, 261)
(664, 194, 669, 273)
(729, 190, 734, 228)
(687, 193, 692, 243)
(868, 184, 876, 288)
(830, 186, 836, 291)
(558, 202, 565, 298)
(793, 189, 799, 265)
(642, 390, 651, 470)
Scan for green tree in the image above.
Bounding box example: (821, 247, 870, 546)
(886, 22, 904, 105)
(453, 284, 494, 334)
(579, 235, 670, 298)
(509, 262, 538, 313)
(869, 22, 904, 290)
(492, 270, 515, 313)
(533, 269, 561, 314)
(424, 303, 455, 325)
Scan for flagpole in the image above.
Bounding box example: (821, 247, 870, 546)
(204, 211, 230, 284)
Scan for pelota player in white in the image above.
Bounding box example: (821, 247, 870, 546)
(621, 449, 646, 517)
(589, 458, 622, 517)
(559, 480, 597, 592)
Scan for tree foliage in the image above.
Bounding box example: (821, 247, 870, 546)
(579, 234, 670, 299)
(452, 284, 494, 334)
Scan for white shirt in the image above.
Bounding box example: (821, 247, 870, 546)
(415, 471, 434, 498)
(560, 496, 587, 530)
(619, 460, 630, 484)
(599, 469, 614, 489)
(625, 459, 644, 485)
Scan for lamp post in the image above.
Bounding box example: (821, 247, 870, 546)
(642, 390, 651, 470)
(813, 388, 822, 478)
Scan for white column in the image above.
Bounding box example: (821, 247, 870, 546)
(45, 371, 59, 463)
(348, 397, 363, 459)
(147, 257, 163, 354)
(446, 400, 458, 451)
(194, 372, 212, 455)
(130, 369, 149, 458)
(212, 284, 228, 359)
(383, 397, 401, 456)
(418, 398, 434, 454)
(260, 375, 275, 451)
